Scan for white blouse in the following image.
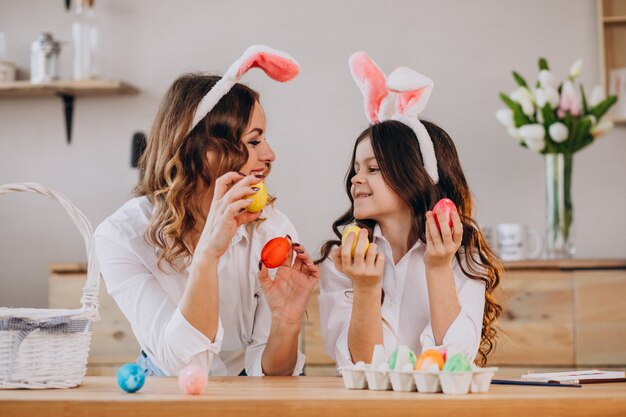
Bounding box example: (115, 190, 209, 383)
(318, 225, 486, 368)
(94, 196, 305, 376)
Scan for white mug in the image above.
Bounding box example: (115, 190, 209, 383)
(495, 223, 542, 261)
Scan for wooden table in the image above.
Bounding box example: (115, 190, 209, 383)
(1, 376, 626, 417)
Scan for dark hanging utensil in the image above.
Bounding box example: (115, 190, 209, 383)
(131, 131, 147, 180)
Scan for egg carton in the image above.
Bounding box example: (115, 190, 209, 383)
(340, 366, 498, 394)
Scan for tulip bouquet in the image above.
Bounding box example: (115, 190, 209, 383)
(496, 58, 618, 258)
(496, 58, 617, 153)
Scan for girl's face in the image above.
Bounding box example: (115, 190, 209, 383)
(351, 138, 407, 221)
(239, 101, 276, 180)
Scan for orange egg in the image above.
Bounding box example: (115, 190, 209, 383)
(414, 349, 445, 371)
(261, 237, 291, 269)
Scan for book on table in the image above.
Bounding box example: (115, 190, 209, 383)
(522, 370, 626, 384)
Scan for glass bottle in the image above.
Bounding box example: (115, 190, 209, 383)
(72, 0, 98, 80)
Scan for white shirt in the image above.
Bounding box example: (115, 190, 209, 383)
(94, 196, 305, 376)
(318, 225, 485, 368)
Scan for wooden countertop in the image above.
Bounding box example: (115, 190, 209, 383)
(503, 258, 626, 271)
(49, 259, 626, 275)
(1, 376, 626, 417)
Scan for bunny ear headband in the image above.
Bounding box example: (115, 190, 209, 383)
(349, 52, 438, 184)
(188, 45, 300, 134)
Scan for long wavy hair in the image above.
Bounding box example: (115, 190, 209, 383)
(318, 120, 502, 366)
(135, 73, 272, 271)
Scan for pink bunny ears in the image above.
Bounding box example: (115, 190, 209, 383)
(189, 45, 300, 134)
(349, 52, 438, 184)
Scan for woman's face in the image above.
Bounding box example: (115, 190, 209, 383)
(351, 138, 407, 221)
(239, 101, 275, 180)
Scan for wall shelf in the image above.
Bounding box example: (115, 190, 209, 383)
(0, 79, 139, 143)
(603, 16, 626, 23)
(598, 0, 626, 125)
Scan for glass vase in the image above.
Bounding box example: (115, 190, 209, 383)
(544, 152, 575, 258)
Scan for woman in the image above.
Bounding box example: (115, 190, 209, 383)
(95, 46, 319, 376)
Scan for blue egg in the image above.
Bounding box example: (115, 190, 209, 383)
(117, 363, 146, 393)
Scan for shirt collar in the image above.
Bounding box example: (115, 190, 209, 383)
(371, 223, 423, 254)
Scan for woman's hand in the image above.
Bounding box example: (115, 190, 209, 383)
(195, 172, 262, 261)
(424, 207, 463, 270)
(258, 238, 320, 326)
(332, 228, 384, 291)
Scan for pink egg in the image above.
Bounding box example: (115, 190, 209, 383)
(178, 365, 207, 395)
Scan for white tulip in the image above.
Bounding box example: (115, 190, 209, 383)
(586, 114, 597, 126)
(536, 108, 544, 124)
(507, 127, 522, 141)
(535, 88, 548, 108)
(589, 85, 605, 107)
(511, 87, 535, 116)
(592, 119, 614, 138)
(534, 87, 559, 109)
(496, 109, 515, 127)
(569, 58, 583, 79)
(549, 122, 569, 143)
(519, 124, 546, 152)
(545, 87, 560, 108)
(539, 70, 558, 89)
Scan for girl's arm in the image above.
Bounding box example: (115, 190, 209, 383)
(423, 208, 463, 345)
(334, 229, 386, 363)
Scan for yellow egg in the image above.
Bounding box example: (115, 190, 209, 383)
(246, 182, 268, 213)
(341, 225, 370, 257)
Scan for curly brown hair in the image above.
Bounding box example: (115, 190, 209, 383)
(318, 120, 502, 366)
(135, 73, 273, 271)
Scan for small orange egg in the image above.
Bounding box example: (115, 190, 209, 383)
(414, 349, 445, 371)
(261, 237, 291, 269)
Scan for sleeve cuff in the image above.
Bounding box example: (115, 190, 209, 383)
(248, 349, 306, 376)
(165, 307, 223, 363)
(419, 309, 480, 361)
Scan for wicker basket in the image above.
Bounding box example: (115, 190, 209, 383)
(0, 183, 100, 389)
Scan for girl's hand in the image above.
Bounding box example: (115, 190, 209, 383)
(195, 172, 262, 260)
(424, 207, 463, 270)
(332, 228, 384, 290)
(258, 239, 320, 326)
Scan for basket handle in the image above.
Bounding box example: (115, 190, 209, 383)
(0, 182, 100, 314)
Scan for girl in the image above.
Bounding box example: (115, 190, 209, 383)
(95, 46, 319, 376)
(318, 52, 501, 367)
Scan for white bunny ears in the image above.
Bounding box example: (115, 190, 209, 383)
(349, 52, 439, 184)
(188, 45, 300, 134)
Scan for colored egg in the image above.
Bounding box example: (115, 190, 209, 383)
(432, 198, 456, 231)
(442, 353, 472, 372)
(246, 182, 268, 213)
(178, 365, 207, 395)
(116, 363, 145, 393)
(341, 225, 370, 257)
(388, 346, 416, 370)
(261, 237, 291, 268)
(415, 349, 445, 371)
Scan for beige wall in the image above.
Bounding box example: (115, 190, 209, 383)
(1, 0, 624, 308)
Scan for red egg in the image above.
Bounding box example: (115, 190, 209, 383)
(432, 198, 456, 231)
(261, 237, 291, 269)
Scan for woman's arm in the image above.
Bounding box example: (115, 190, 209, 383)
(186, 172, 262, 340)
(257, 237, 319, 376)
(180, 255, 220, 340)
(95, 234, 223, 376)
